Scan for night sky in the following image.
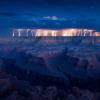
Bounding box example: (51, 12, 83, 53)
(0, 0, 100, 36)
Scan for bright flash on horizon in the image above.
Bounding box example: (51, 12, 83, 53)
(12, 28, 100, 37)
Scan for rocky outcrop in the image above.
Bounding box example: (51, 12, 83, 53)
(1, 50, 69, 88)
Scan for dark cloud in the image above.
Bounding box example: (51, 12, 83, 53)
(0, 12, 18, 18)
(0, 0, 100, 11)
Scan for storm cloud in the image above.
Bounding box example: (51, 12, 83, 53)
(0, 0, 100, 36)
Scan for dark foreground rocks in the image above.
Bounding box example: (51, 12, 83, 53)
(0, 71, 100, 100)
(0, 47, 100, 100)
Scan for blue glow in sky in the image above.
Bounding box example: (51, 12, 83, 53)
(0, 0, 100, 36)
